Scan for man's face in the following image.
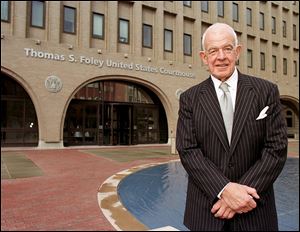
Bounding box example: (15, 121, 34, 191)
(200, 29, 241, 81)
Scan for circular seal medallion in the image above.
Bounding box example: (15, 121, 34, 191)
(45, 75, 63, 93)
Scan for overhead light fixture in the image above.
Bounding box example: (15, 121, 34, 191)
(147, 57, 151, 62)
(68, 44, 73, 50)
(124, 53, 128, 58)
(97, 49, 102, 54)
(35, 39, 41, 45)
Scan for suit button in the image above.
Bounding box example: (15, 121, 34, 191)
(228, 162, 233, 168)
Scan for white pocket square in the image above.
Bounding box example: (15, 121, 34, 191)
(256, 106, 269, 120)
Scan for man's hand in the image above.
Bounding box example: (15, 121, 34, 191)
(220, 182, 260, 213)
(211, 198, 236, 219)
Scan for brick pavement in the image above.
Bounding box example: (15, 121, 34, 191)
(1, 141, 298, 231)
(1, 147, 178, 231)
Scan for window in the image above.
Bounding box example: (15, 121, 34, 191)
(247, 49, 253, 68)
(272, 55, 277, 73)
(217, 1, 224, 17)
(283, 20, 286, 37)
(92, 13, 104, 39)
(183, 1, 191, 7)
(260, 52, 265, 70)
(283, 58, 287, 75)
(232, 3, 239, 22)
(184, 34, 192, 56)
(293, 24, 297, 41)
(1, 1, 10, 22)
(201, 1, 209, 12)
(119, 19, 129, 43)
(286, 110, 293, 128)
(164, 29, 173, 52)
(271, 17, 276, 34)
(31, 1, 45, 28)
(1, 75, 39, 147)
(142, 24, 152, 48)
(246, 8, 252, 26)
(63, 6, 76, 34)
(294, 61, 297, 77)
(259, 12, 264, 30)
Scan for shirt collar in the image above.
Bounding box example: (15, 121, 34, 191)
(210, 68, 238, 90)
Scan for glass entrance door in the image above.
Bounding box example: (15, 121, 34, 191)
(102, 104, 132, 145)
(64, 100, 99, 145)
(112, 104, 132, 145)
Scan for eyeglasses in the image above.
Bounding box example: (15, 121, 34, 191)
(206, 45, 235, 57)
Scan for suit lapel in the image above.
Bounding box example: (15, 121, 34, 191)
(230, 73, 255, 154)
(199, 78, 229, 151)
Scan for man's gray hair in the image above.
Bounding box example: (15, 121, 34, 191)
(202, 23, 238, 50)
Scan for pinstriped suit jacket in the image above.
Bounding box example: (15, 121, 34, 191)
(176, 72, 287, 231)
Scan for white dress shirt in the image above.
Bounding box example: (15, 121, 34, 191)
(211, 68, 238, 112)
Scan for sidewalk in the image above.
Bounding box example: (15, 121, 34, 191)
(1, 141, 298, 231)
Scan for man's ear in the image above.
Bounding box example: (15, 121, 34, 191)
(235, 45, 242, 60)
(199, 51, 208, 65)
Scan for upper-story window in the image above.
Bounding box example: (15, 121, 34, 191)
(232, 3, 239, 22)
(293, 61, 297, 77)
(246, 8, 252, 26)
(164, 29, 173, 52)
(217, 1, 224, 17)
(271, 17, 276, 34)
(63, 6, 76, 34)
(272, 55, 277, 73)
(142, 24, 152, 48)
(282, 20, 287, 38)
(259, 12, 264, 30)
(260, 52, 265, 70)
(283, 58, 287, 75)
(184, 33, 192, 56)
(119, 18, 129, 44)
(1, 1, 10, 22)
(247, 49, 253, 68)
(31, 1, 45, 28)
(293, 24, 297, 41)
(183, 1, 191, 7)
(201, 1, 209, 13)
(92, 13, 104, 39)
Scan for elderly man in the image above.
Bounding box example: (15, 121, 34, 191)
(176, 23, 287, 231)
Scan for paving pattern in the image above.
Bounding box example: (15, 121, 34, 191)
(1, 141, 298, 231)
(1, 146, 177, 231)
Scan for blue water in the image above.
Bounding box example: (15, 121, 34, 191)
(118, 158, 299, 231)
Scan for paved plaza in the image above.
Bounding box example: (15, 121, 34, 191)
(1, 140, 299, 231)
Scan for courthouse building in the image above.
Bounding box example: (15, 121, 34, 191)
(1, 1, 299, 152)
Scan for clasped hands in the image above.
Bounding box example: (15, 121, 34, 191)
(211, 182, 260, 219)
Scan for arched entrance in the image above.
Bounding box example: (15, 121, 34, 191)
(63, 80, 168, 146)
(1, 74, 39, 147)
(281, 97, 299, 139)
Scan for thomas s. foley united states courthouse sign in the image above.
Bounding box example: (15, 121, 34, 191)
(24, 48, 195, 78)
